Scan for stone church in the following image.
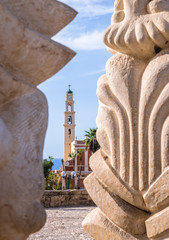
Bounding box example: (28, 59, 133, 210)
(62, 86, 92, 189)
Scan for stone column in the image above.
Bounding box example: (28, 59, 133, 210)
(83, 0, 169, 239)
(75, 149, 78, 172)
(74, 176, 78, 189)
(62, 178, 66, 190)
(85, 149, 88, 172)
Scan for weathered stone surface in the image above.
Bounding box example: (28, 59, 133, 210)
(90, 150, 147, 211)
(146, 206, 169, 239)
(83, 0, 169, 239)
(104, 0, 169, 59)
(0, 1, 77, 239)
(84, 173, 149, 235)
(0, 118, 13, 168)
(41, 190, 95, 208)
(0, 2, 75, 87)
(0, 89, 48, 240)
(83, 208, 148, 240)
(96, 53, 147, 191)
(0, 0, 77, 37)
(144, 167, 169, 212)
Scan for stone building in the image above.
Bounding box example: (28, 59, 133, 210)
(62, 87, 92, 189)
(63, 85, 75, 161)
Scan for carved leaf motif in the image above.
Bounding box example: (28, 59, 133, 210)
(97, 53, 147, 190)
(84, 50, 169, 239)
(139, 49, 169, 191)
(83, 1, 169, 240)
(96, 50, 169, 196)
(104, 0, 169, 59)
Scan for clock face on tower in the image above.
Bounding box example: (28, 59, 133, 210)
(68, 95, 71, 100)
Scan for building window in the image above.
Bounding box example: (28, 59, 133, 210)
(67, 116, 72, 124)
(68, 105, 71, 112)
(68, 129, 71, 135)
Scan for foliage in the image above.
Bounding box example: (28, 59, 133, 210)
(84, 128, 100, 153)
(45, 172, 62, 190)
(77, 149, 83, 157)
(43, 156, 62, 190)
(43, 156, 54, 179)
(69, 183, 74, 189)
(68, 152, 76, 159)
(68, 149, 83, 160)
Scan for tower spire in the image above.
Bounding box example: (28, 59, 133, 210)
(67, 84, 73, 94)
(64, 86, 75, 161)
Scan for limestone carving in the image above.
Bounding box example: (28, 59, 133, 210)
(0, 1, 77, 239)
(83, 0, 169, 239)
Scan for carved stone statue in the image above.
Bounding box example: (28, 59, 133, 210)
(83, 0, 169, 239)
(0, 1, 76, 239)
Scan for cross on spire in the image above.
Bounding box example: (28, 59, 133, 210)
(67, 85, 73, 94)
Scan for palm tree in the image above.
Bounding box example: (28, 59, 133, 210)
(84, 128, 100, 153)
(68, 152, 76, 172)
(68, 152, 76, 161)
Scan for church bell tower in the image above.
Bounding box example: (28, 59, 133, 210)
(64, 85, 75, 161)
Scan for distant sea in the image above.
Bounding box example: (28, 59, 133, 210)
(52, 158, 63, 170)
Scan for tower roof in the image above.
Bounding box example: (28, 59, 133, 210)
(67, 85, 73, 94)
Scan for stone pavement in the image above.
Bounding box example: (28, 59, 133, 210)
(28, 206, 94, 240)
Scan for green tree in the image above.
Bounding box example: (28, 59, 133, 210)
(46, 172, 57, 190)
(45, 172, 62, 190)
(43, 156, 62, 190)
(68, 152, 76, 174)
(84, 128, 100, 153)
(43, 156, 54, 179)
(68, 152, 76, 160)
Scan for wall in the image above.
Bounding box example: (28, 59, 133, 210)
(41, 190, 95, 208)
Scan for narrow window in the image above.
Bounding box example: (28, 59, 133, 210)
(67, 116, 72, 124)
(68, 129, 71, 135)
(68, 105, 71, 112)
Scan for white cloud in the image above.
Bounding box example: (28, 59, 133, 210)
(53, 30, 106, 51)
(60, 0, 114, 17)
(84, 67, 105, 76)
(52, 1, 113, 51)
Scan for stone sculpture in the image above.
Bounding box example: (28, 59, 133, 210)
(83, 0, 169, 239)
(0, 1, 77, 239)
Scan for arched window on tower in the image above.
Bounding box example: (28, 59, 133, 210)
(67, 116, 72, 124)
(68, 129, 71, 135)
(68, 105, 71, 112)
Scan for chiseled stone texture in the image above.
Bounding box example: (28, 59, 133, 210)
(83, 0, 169, 239)
(146, 206, 169, 239)
(0, 1, 77, 239)
(28, 207, 94, 240)
(83, 208, 148, 240)
(41, 190, 95, 208)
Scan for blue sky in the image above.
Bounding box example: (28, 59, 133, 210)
(39, 0, 114, 159)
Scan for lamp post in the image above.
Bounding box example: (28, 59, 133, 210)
(61, 159, 64, 171)
(61, 171, 76, 189)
